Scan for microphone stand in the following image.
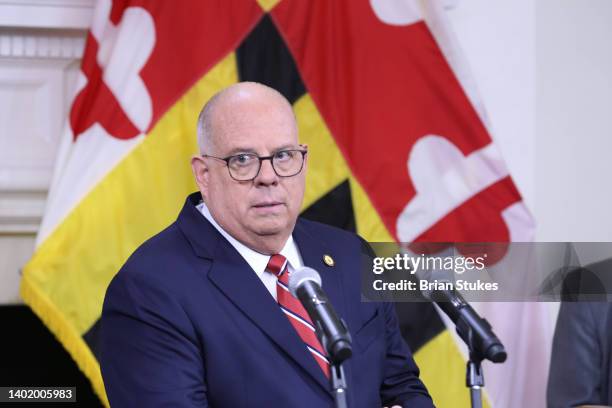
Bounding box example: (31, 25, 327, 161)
(466, 353, 484, 408)
(316, 323, 351, 408)
(331, 363, 348, 408)
(291, 271, 353, 408)
(457, 316, 485, 408)
(429, 287, 506, 408)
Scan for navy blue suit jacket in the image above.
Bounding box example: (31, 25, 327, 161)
(100, 193, 433, 407)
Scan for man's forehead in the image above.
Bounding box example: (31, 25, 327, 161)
(217, 92, 291, 120)
(222, 143, 300, 156)
(213, 83, 290, 114)
(209, 94, 298, 151)
(215, 129, 299, 155)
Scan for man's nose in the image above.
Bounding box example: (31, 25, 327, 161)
(255, 158, 278, 185)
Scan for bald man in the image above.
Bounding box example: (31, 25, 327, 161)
(100, 82, 433, 407)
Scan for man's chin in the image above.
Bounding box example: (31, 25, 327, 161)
(253, 226, 284, 236)
(249, 220, 288, 237)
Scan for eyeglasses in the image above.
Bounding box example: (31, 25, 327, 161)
(202, 148, 307, 181)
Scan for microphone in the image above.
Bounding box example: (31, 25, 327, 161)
(288, 267, 352, 364)
(425, 284, 507, 363)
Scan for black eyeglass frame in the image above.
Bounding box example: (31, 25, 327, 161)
(202, 148, 308, 181)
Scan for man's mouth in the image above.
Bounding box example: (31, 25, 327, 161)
(252, 201, 283, 208)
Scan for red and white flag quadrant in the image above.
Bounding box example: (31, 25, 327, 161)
(39, 0, 263, 243)
(271, 0, 533, 244)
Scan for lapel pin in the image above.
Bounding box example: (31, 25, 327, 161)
(323, 254, 335, 267)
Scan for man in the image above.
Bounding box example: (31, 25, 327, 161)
(100, 82, 433, 407)
(547, 259, 612, 407)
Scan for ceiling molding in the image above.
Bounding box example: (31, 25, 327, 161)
(0, 29, 85, 59)
(0, 0, 95, 30)
(0, 190, 46, 234)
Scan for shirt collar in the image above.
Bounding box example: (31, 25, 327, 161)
(196, 202, 302, 277)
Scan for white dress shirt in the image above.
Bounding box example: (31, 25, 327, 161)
(197, 202, 303, 300)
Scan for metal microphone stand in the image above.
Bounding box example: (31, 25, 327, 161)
(434, 288, 506, 408)
(316, 321, 352, 408)
(466, 351, 484, 408)
(331, 363, 348, 408)
(458, 318, 485, 408)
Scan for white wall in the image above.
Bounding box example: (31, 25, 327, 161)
(447, 0, 612, 245)
(536, 0, 612, 243)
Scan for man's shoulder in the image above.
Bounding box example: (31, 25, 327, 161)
(296, 217, 362, 242)
(132, 222, 188, 259)
(295, 217, 372, 257)
(117, 221, 201, 283)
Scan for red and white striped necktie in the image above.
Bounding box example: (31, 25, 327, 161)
(266, 254, 330, 378)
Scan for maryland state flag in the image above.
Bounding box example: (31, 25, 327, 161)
(23, 0, 541, 407)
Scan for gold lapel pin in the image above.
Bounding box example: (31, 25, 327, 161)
(323, 254, 335, 267)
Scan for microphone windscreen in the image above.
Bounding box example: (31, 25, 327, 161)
(288, 266, 322, 297)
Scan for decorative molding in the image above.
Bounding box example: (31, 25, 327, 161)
(0, 0, 93, 5)
(0, 29, 86, 59)
(0, 58, 75, 193)
(0, 0, 95, 30)
(0, 41, 82, 231)
(0, 190, 46, 234)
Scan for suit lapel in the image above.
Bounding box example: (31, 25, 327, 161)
(207, 239, 332, 394)
(293, 220, 348, 333)
(293, 219, 354, 398)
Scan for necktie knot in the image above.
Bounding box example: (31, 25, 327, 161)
(266, 254, 287, 277)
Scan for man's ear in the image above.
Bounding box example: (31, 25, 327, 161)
(301, 144, 308, 170)
(191, 155, 209, 194)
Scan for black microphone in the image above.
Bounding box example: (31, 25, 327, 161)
(426, 284, 507, 363)
(288, 267, 352, 364)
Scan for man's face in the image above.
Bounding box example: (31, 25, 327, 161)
(192, 90, 306, 254)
